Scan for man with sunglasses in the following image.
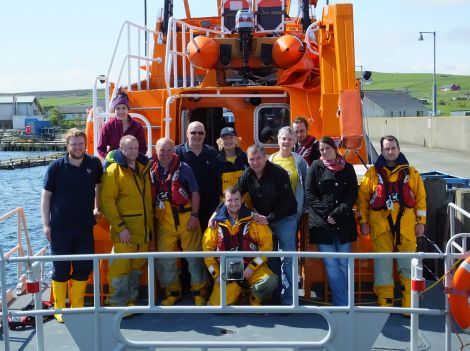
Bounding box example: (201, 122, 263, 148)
(175, 121, 219, 232)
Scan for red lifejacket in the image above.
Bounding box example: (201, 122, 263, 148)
(216, 218, 258, 264)
(151, 154, 191, 207)
(369, 166, 416, 211)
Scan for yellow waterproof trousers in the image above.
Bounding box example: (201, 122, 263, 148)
(156, 203, 207, 290)
(372, 229, 416, 307)
(208, 265, 278, 306)
(107, 242, 149, 306)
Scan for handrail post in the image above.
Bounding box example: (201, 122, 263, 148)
(0, 248, 11, 351)
(92, 257, 101, 351)
(32, 262, 44, 351)
(410, 257, 424, 351)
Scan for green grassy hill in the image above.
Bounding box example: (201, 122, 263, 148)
(36, 90, 105, 108)
(362, 72, 470, 115)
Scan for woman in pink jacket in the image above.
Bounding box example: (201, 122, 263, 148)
(97, 92, 147, 160)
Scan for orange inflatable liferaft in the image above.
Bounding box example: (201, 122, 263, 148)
(187, 36, 219, 70)
(85, 108, 94, 154)
(448, 256, 470, 333)
(272, 35, 304, 68)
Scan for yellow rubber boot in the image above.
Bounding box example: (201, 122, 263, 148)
(400, 276, 412, 315)
(161, 282, 181, 306)
(70, 279, 88, 308)
(52, 280, 68, 323)
(249, 294, 263, 306)
(191, 281, 207, 306)
(374, 285, 394, 307)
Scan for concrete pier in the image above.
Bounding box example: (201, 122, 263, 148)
(0, 153, 64, 170)
(0, 141, 66, 152)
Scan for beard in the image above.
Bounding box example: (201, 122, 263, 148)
(68, 150, 85, 160)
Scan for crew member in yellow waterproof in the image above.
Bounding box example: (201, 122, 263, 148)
(203, 186, 278, 306)
(151, 138, 207, 306)
(215, 127, 248, 195)
(357, 135, 426, 309)
(100, 135, 153, 307)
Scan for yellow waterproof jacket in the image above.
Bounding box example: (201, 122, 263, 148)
(357, 155, 426, 241)
(101, 150, 154, 244)
(202, 205, 273, 279)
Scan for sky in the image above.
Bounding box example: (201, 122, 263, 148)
(2, 0, 470, 93)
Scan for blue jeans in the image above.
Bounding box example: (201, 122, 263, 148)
(318, 238, 352, 306)
(269, 214, 298, 305)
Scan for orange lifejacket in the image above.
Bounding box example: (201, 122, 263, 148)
(151, 154, 191, 207)
(215, 218, 258, 265)
(369, 166, 417, 246)
(369, 166, 416, 211)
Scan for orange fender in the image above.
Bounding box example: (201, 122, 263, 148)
(448, 256, 470, 333)
(85, 108, 94, 154)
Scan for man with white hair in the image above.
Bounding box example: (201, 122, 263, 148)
(152, 138, 208, 306)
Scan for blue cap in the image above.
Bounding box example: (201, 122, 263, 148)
(220, 127, 237, 137)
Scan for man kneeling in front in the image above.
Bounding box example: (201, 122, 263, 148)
(202, 186, 278, 305)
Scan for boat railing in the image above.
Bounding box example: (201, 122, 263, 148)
(104, 21, 157, 100)
(0, 248, 465, 350)
(2, 202, 469, 350)
(443, 203, 470, 350)
(164, 17, 224, 93)
(89, 110, 154, 157)
(0, 208, 48, 305)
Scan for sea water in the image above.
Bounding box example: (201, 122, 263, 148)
(0, 152, 52, 287)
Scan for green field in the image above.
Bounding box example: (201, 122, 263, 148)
(35, 73, 470, 115)
(38, 90, 105, 108)
(362, 72, 470, 115)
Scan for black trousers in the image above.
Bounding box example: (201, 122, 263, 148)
(50, 227, 94, 281)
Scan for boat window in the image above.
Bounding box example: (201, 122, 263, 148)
(254, 103, 290, 146)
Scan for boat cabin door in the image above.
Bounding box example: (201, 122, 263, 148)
(181, 107, 234, 149)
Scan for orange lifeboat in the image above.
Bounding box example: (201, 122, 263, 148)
(187, 36, 220, 70)
(448, 256, 470, 333)
(272, 35, 304, 68)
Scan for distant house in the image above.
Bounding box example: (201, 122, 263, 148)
(440, 84, 461, 92)
(0, 95, 44, 129)
(450, 110, 470, 116)
(363, 91, 429, 118)
(56, 105, 88, 120)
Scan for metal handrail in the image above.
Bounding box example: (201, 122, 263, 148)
(3, 203, 470, 350)
(0, 208, 48, 299)
(105, 21, 156, 97)
(0, 249, 454, 351)
(164, 17, 223, 94)
(91, 111, 153, 157)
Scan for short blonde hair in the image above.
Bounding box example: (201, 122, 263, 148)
(65, 128, 87, 144)
(216, 136, 242, 151)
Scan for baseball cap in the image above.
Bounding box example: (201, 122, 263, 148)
(220, 127, 237, 137)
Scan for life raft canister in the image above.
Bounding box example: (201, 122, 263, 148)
(369, 167, 416, 210)
(448, 256, 470, 334)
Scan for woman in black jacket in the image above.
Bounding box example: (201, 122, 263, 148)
(305, 136, 358, 306)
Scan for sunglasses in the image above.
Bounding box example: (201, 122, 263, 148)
(189, 131, 204, 135)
